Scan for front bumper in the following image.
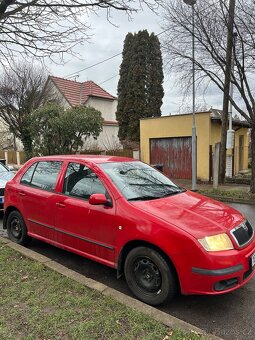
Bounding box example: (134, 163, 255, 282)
(179, 238, 255, 295)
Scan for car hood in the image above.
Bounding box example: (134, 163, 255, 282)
(0, 171, 15, 188)
(131, 190, 244, 239)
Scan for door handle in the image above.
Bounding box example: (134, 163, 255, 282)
(18, 192, 25, 197)
(56, 202, 65, 208)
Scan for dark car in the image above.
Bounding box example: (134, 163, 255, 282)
(0, 161, 15, 210)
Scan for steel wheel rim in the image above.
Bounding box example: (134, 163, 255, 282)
(133, 257, 162, 294)
(10, 217, 22, 239)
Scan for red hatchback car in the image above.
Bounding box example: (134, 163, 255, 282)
(3, 155, 255, 305)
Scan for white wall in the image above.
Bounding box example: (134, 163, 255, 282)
(83, 124, 121, 151)
(86, 97, 118, 121)
(47, 80, 71, 108)
(46, 81, 121, 151)
(0, 118, 23, 150)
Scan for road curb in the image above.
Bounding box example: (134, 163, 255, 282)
(0, 236, 222, 340)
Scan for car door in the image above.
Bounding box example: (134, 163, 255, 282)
(18, 160, 63, 242)
(53, 162, 116, 266)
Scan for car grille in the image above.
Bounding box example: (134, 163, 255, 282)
(0, 188, 4, 196)
(231, 221, 254, 247)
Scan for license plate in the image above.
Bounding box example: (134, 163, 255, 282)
(251, 252, 255, 267)
(0, 197, 4, 204)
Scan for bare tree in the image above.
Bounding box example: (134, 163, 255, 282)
(0, 0, 162, 66)
(0, 63, 55, 159)
(161, 0, 255, 193)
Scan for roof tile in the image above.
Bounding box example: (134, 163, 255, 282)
(50, 76, 116, 107)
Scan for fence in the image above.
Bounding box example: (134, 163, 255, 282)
(0, 150, 26, 166)
(0, 149, 140, 166)
(80, 149, 136, 158)
(105, 149, 133, 157)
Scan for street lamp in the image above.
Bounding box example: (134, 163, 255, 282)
(183, 0, 197, 191)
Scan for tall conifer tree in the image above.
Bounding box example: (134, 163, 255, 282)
(147, 33, 164, 118)
(116, 30, 164, 143)
(116, 33, 134, 141)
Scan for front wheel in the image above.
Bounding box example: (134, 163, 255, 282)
(124, 247, 177, 306)
(7, 210, 31, 246)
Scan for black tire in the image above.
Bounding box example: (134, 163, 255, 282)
(6, 210, 31, 246)
(124, 246, 177, 306)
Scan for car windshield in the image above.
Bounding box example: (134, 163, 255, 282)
(99, 161, 185, 201)
(0, 163, 8, 173)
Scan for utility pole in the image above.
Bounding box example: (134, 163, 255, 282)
(219, 0, 236, 184)
(226, 32, 238, 177)
(183, 0, 197, 191)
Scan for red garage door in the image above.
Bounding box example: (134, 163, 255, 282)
(150, 137, 192, 179)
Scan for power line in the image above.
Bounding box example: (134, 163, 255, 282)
(156, 28, 171, 36)
(99, 74, 119, 85)
(64, 28, 172, 80)
(65, 52, 122, 78)
(97, 29, 172, 86)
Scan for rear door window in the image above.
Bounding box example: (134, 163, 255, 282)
(21, 161, 62, 192)
(20, 163, 37, 185)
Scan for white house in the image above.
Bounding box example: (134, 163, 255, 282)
(47, 76, 121, 151)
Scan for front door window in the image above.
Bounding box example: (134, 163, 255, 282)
(63, 163, 107, 199)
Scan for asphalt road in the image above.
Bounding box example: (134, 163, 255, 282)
(1, 202, 255, 340)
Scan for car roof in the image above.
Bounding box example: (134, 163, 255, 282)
(29, 154, 138, 164)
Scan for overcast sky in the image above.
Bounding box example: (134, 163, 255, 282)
(47, 5, 223, 115)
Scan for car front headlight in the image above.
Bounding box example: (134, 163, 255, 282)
(198, 233, 234, 252)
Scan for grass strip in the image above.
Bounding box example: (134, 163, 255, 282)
(0, 241, 206, 340)
(198, 189, 255, 201)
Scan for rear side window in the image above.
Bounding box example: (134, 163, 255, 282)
(21, 161, 62, 192)
(20, 163, 37, 185)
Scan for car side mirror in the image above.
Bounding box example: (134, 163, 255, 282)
(89, 193, 111, 206)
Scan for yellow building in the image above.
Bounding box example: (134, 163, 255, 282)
(140, 109, 250, 181)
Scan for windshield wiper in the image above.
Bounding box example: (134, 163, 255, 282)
(128, 195, 161, 201)
(128, 189, 186, 201)
(129, 183, 180, 188)
(160, 188, 186, 198)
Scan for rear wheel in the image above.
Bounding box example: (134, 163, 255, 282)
(124, 246, 177, 306)
(7, 210, 31, 246)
